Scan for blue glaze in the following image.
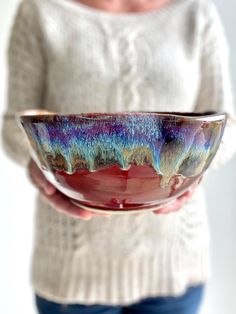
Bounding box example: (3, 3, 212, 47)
(20, 113, 226, 187)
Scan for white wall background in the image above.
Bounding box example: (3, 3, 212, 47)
(0, 1, 235, 313)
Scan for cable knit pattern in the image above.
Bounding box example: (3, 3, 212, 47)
(2, 0, 236, 305)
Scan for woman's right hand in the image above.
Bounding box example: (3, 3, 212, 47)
(27, 159, 111, 220)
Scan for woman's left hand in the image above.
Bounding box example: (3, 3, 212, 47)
(152, 175, 203, 215)
(152, 188, 195, 215)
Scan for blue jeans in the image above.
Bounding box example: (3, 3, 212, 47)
(35, 284, 204, 314)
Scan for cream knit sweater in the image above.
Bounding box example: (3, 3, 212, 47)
(2, 0, 236, 305)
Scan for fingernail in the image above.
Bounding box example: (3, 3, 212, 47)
(83, 215, 92, 220)
(44, 185, 53, 195)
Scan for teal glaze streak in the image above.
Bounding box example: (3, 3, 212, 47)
(23, 117, 222, 187)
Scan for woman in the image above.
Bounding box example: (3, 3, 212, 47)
(2, 0, 236, 313)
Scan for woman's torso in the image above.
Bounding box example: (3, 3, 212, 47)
(20, 0, 212, 302)
(34, 0, 202, 115)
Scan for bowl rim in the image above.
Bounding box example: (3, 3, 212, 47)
(18, 110, 227, 123)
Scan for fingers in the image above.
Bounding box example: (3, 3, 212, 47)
(153, 200, 181, 214)
(28, 159, 56, 195)
(90, 212, 112, 217)
(42, 191, 94, 220)
(41, 190, 111, 220)
(152, 189, 193, 215)
(27, 159, 112, 220)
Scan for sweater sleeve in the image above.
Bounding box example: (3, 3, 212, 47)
(1, 0, 46, 167)
(194, 1, 236, 170)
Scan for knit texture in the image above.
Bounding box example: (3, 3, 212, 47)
(2, 0, 236, 305)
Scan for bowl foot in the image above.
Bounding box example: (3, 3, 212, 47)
(70, 200, 175, 215)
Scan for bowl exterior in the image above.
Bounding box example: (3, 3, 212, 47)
(19, 112, 226, 212)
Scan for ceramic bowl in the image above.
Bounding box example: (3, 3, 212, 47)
(19, 111, 226, 214)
